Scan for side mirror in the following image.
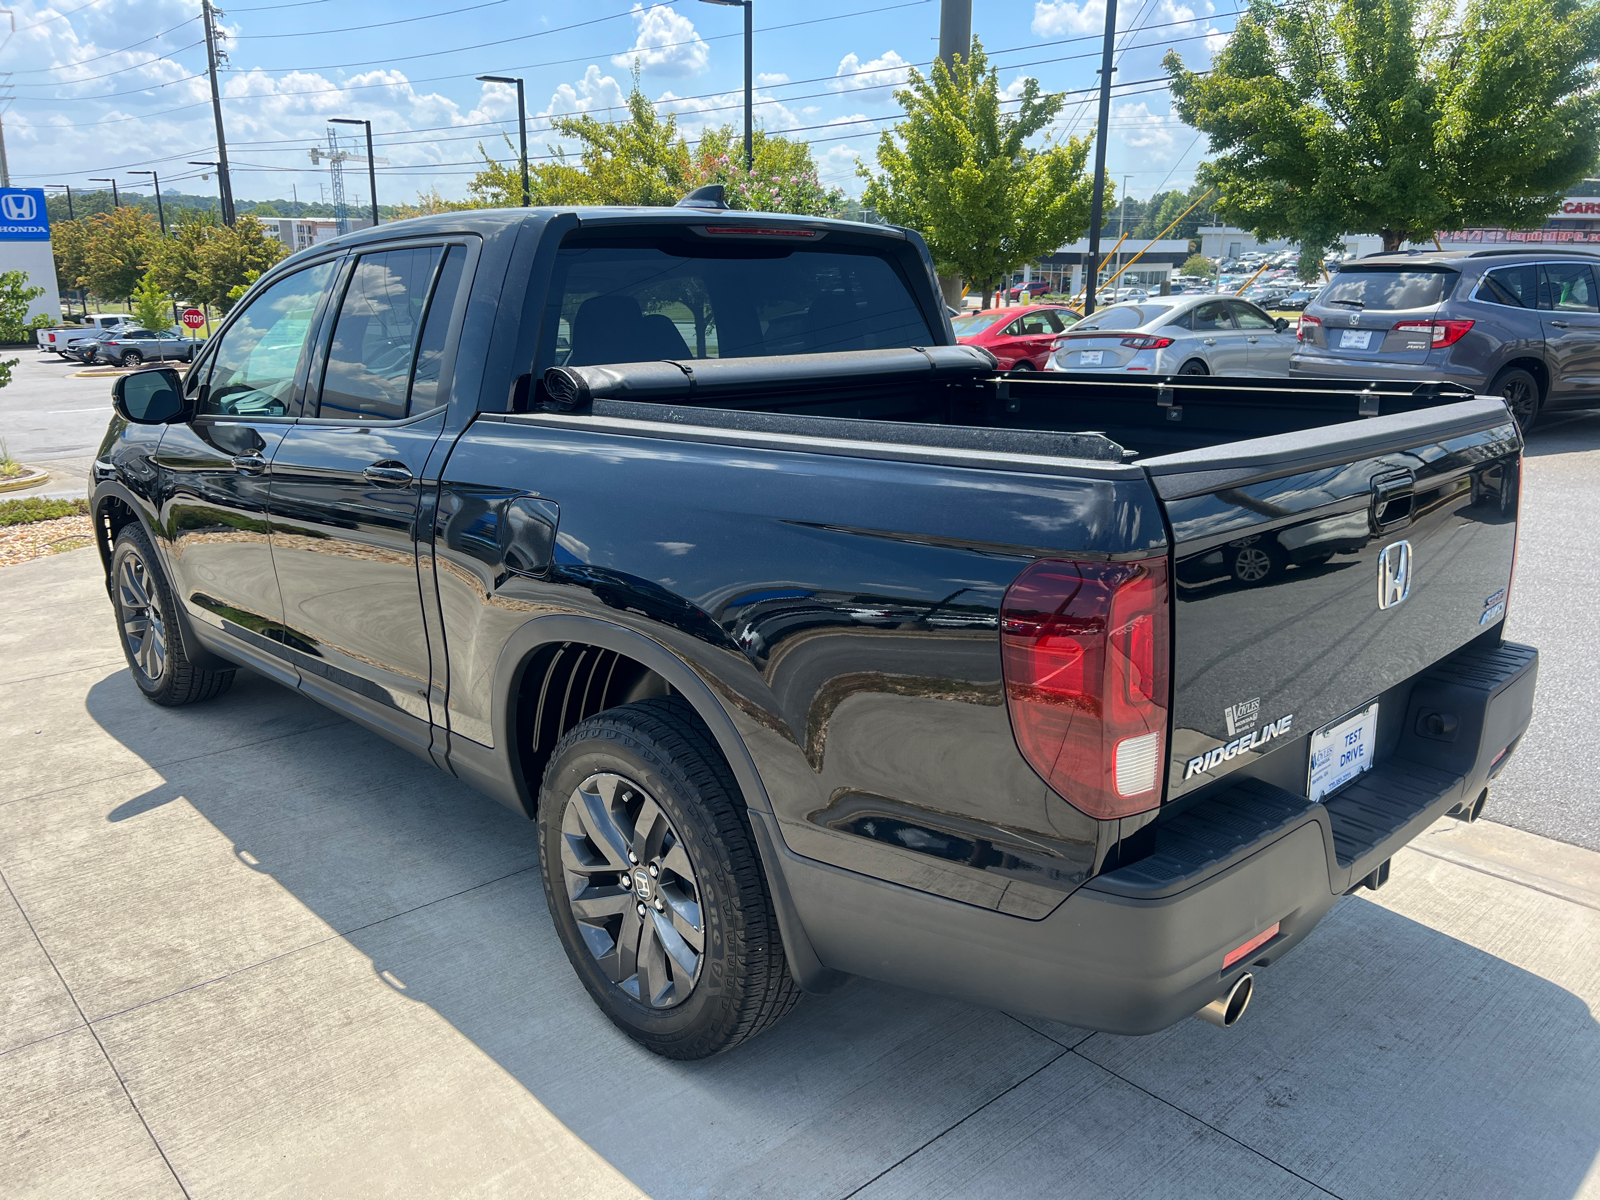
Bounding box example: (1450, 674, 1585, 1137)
(1275, 317, 1290, 332)
(113, 367, 188, 425)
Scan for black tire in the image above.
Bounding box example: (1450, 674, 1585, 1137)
(1178, 358, 1209, 376)
(1009, 360, 1036, 374)
(538, 697, 801, 1059)
(1229, 537, 1286, 585)
(110, 524, 235, 706)
(120, 350, 143, 367)
(1491, 367, 1540, 434)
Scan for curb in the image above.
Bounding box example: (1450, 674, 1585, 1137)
(0, 466, 51, 494)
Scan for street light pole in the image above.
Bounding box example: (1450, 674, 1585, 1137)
(1084, 0, 1119, 315)
(130, 170, 166, 236)
(89, 177, 118, 208)
(477, 74, 529, 205)
(700, 0, 753, 171)
(47, 183, 73, 219)
(331, 117, 379, 228)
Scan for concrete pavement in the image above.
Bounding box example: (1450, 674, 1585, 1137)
(0, 350, 118, 501)
(2, 547, 1598, 1199)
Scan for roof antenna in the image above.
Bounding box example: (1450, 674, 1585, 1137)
(676, 183, 729, 211)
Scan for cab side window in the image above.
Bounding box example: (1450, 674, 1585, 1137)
(318, 246, 444, 421)
(200, 262, 338, 418)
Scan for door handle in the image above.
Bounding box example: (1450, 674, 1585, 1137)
(232, 453, 266, 475)
(1203, 337, 1217, 345)
(1247, 336, 1260, 343)
(1550, 320, 1570, 328)
(363, 462, 414, 487)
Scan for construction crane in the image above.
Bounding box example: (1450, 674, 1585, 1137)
(309, 127, 388, 235)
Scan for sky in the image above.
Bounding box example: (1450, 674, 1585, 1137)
(1, 0, 1240, 212)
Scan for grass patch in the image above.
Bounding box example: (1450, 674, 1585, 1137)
(0, 439, 24, 480)
(0, 497, 89, 526)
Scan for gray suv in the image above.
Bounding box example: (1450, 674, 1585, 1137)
(1290, 248, 1600, 429)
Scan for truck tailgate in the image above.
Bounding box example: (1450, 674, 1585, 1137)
(1144, 399, 1520, 801)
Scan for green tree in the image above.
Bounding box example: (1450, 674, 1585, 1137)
(1182, 253, 1216, 277)
(1167, 0, 1600, 273)
(83, 207, 158, 305)
(1135, 185, 1216, 243)
(858, 38, 1098, 302)
(199, 217, 288, 313)
(51, 218, 92, 299)
(150, 212, 217, 308)
(547, 66, 691, 206)
(130, 270, 173, 332)
(689, 127, 847, 215)
(0, 270, 46, 341)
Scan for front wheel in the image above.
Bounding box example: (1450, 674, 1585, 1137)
(1492, 367, 1540, 434)
(110, 524, 235, 706)
(538, 697, 801, 1059)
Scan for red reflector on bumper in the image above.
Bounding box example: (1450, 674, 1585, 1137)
(1223, 922, 1280, 969)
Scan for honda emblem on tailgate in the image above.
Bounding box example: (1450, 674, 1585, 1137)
(1377, 540, 1413, 609)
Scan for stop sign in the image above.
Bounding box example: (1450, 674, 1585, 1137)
(180, 308, 205, 330)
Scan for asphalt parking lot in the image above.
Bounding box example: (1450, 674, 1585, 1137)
(2, 360, 1598, 1198)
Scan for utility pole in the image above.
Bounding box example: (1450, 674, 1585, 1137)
(937, 0, 971, 72)
(130, 170, 166, 235)
(478, 75, 530, 204)
(188, 161, 224, 217)
(202, 0, 236, 225)
(1084, 0, 1119, 314)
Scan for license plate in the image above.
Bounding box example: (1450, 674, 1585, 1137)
(1308, 701, 1378, 803)
(1339, 329, 1373, 350)
(1080, 350, 1103, 365)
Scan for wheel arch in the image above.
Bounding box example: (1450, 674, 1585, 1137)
(1493, 356, 1548, 399)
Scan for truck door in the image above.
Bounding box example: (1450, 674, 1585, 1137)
(268, 242, 470, 750)
(155, 260, 338, 671)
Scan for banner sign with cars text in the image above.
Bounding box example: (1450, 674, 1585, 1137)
(0, 189, 51, 240)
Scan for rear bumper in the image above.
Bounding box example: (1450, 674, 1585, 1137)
(1289, 351, 1485, 390)
(770, 639, 1538, 1033)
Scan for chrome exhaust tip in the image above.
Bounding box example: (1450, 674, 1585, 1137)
(1197, 972, 1253, 1028)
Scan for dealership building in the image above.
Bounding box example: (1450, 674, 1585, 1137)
(0, 187, 63, 325)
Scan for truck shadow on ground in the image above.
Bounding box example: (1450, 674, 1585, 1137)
(85, 668, 1600, 1200)
(1524, 407, 1600, 457)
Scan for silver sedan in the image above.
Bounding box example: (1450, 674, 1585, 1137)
(1043, 295, 1298, 377)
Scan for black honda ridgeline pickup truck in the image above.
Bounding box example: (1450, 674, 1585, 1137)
(92, 194, 1538, 1059)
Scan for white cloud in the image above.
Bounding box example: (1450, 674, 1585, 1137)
(830, 50, 911, 94)
(656, 87, 801, 137)
(756, 72, 790, 87)
(820, 144, 866, 192)
(1205, 28, 1232, 53)
(1001, 75, 1029, 102)
(611, 4, 709, 77)
(1032, 0, 1106, 36)
(539, 65, 628, 120)
(1113, 101, 1177, 154)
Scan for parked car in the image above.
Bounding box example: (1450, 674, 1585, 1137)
(1046, 294, 1297, 376)
(95, 328, 203, 367)
(65, 329, 122, 364)
(1277, 290, 1317, 311)
(38, 313, 132, 356)
(1006, 281, 1054, 301)
(92, 199, 1535, 1061)
(1291, 248, 1600, 431)
(953, 303, 1080, 370)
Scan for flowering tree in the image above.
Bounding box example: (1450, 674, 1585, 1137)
(689, 128, 845, 216)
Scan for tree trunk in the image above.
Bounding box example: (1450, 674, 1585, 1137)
(1381, 228, 1402, 253)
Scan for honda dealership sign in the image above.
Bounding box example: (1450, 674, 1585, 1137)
(0, 188, 50, 239)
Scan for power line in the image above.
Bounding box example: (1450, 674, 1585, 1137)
(10, 49, 205, 90)
(234, 0, 513, 39)
(6, 16, 200, 74)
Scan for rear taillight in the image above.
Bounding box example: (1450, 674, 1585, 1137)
(1120, 336, 1174, 350)
(1391, 318, 1474, 347)
(1000, 557, 1171, 819)
(1297, 314, 1321, 342)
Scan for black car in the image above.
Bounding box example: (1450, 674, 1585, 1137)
(90, 197, 1537, 1059)
(1278, 289, 1316, 311)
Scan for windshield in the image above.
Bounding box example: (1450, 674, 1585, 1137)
(951, 312, 1009, 336)
(1320, 266, 1455, 311)
(1073, 303, 1175, 332)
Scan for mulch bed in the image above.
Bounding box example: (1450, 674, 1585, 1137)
(0, 515, 94, 567)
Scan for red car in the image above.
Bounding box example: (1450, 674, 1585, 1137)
(953, 304, 1080, 371)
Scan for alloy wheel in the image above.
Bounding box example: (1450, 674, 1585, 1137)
(560, 772, 704, 1008)
(117, 551, 167, 684)
(1499, 376, 1537, 431)
(1234, 546, 1273, 583)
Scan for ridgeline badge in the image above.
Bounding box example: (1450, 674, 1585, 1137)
(1184, 714, 1296, 780)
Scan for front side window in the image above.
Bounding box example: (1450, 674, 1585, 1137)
(202, 261, 337, 417)
(1539, 262, 1599, 313)
(1229, 302, 1276, 330)
(318, 246, 445, 420)
(550, 237, 934, 368)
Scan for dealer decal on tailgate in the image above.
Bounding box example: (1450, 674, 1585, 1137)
(1183, 714, 1296, 779)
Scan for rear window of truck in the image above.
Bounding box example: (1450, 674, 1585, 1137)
(1320, 266, 1456, 311)
(547, 236, 934, 367)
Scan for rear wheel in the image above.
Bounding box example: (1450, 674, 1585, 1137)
(1009, 360, 1036, 375)
(1230, 538, 1286, 586)
(120, 349, 143, 367)
(538, 697, 801, 1059)
(110, 524, 235, 706)
(1492, 367, 1540, 434)
(1178, 358, 1209, 376)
